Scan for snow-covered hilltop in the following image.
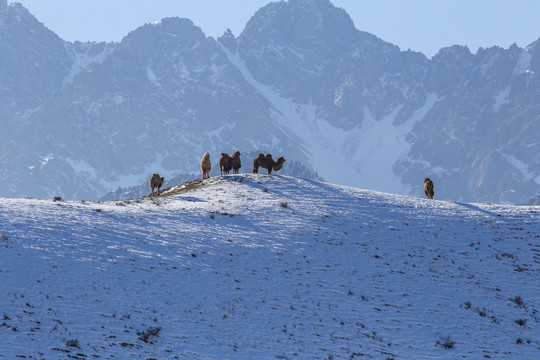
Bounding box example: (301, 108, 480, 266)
(0, 0, 539, 204)
(1, 175, 538, 358)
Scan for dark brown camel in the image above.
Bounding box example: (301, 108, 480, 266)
(231, 151, 241, 174)
(219, 152, 233, 175)
(149, 173, 164, 197)
(424, 177, 434, 199)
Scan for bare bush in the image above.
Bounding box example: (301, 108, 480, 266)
(436, 336, 455, 349)
(138, 326, 162, 343)
(66, 339, 79, 348)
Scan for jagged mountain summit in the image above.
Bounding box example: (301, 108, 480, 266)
(0, 0, 539, 203)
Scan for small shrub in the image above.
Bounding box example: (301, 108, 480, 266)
(66, 339, 79, 348)
(515, 319, 527, 327)
(511, 295, 524, 307)
(280, 201, 289, 208)
(436, 336, 455, 349)
(53, 196, 63, 202)
(138, 326, 162, 343)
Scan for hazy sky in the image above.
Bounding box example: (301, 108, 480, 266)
(12, 0, 540, 57)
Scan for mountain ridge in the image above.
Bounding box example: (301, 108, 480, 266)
(0, 0, 539, 204)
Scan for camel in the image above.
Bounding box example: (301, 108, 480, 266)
(253, 153, 285, 174)
(219, 152, 233, 175)
(424, 177, 434, 199)
(231, 151, 241, 174)
(272, 156, 286, 172)
(252, 153, 265, 174)
(149, 173, 164, 197)
(200, 152, 211, 179)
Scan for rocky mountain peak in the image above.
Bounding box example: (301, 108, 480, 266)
(218, 28, 237, 52)
(150, 17, 202, 37)
(120, 17, 206, 50)
(0, 1, 70, 121)
(433, 45, 473, 62)
(4, 2, 35, 23)
(240, 0, 356, 51)
(524, 36, 540, 70)
(236, 0, 365, 102)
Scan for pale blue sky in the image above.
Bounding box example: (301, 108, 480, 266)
(12, 0, 540, 57)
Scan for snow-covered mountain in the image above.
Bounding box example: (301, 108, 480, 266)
(1, 0, 539, 203)
(1, 174, 539, 358)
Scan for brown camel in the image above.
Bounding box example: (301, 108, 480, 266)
(253, 153, 287, 174)
(272, 156, 286, 172)
(252, 153, 265, 174)
(149, 173, 164, 197)
(219, 153, 233, 175)
(231, 151, 241, 174)
(424, 177, 434, 199)
(200, 152, 211, 179)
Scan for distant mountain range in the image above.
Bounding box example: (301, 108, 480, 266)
(1, 0, 539, 203)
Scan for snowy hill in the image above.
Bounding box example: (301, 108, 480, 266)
(1, 175, 538, 359)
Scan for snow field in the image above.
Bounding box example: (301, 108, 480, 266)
(0, 174, 538, 359)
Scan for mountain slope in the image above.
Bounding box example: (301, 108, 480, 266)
(0, 2, 70, 130)
(1, 175, 538, 359)
(0, 0, 539, 204)
(234, 0, 540, 204)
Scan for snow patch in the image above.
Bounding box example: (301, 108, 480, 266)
(64, 43, 114, 86)
(493, 86, 511, 112)
(39, 154, 54, 168)
(146, 64, 161, 87)
(500, 151, 538, 184)
(205, 121, 236, 141)
(65, 158, 97, 178)
(404, 157, 460, 177)
(494, 50, 533, 113)
(220, 44, 442, 194)
(513, 50, 532, 77)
